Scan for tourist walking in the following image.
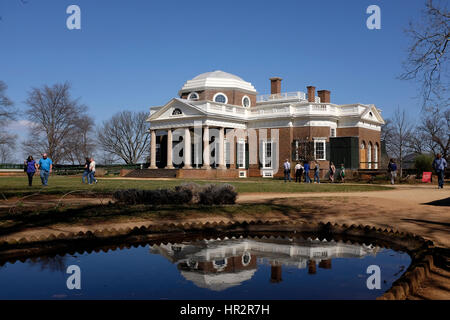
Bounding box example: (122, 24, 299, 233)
(388, 159, 397, 185)
(88, 157, 98, 184)
(37, 153, 53, 186)
(432, 153, 447, 189)
(304, 161, 311, 183)
(313, 161, 320, 183)
(82, 157, 91, 183)
(24, 156, 38, 187)
(329, 162, 336, 183)
(294, 162, 303, 183)
(283, 159, 292, 183)
(340, 164, 346, 183)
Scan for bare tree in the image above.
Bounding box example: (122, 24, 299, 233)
(24, 82, 89, 164)
(384, 107, 413, 177)
(63, 115, 96, 165)
(97, 111, 150, 164)
(400, 0, 449, 105)
(418, 105, 450, 160)
(0, 81, 16, 154)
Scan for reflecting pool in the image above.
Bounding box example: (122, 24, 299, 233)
(0, 235, 410, 299)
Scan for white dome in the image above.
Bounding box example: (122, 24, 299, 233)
(180, 70, 257, 94)
(192, 70, 245, 81)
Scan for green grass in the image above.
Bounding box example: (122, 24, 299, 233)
(0, 175, 392, 198)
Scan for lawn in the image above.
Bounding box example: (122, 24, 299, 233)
(0, 175, 392, 198)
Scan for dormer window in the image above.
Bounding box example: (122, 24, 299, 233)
(242, 96, 251, 108)
(172, 108, 183, 115)
(187, 92, 199, 101)
(213, 92, 228, 104)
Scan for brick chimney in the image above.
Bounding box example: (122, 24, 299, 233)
(307, 86, 316, 102)
(317, 90, 331, 103)
(270, 77, 282, 95)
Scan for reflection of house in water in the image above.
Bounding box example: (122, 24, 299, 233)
(150, 237, 379, 291)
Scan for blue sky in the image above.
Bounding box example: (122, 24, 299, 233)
(1, 0, 425, 136)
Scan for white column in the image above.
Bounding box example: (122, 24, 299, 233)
(203, 126, 210, 169)
(150, 130, 157, 169)
(184, 127, 192, 169)
(218, 127, 226, 169)
(165, 129, 174, 169)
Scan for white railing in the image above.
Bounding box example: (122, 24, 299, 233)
(257, 91, 307, 102)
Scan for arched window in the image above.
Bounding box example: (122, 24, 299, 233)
(172, 108, 183, 115)
(368, 142, 373, 169)
(360, 141, 367, 169)
(374, 143, 379, 169)
(187, 92, 199, 101)
(213, 92, 228, 104)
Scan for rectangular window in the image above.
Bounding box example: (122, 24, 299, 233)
(262, 141, 272, 168)
(237, 141, 246, 168)
(314, 140, 326, 160)
(330, 128, 336, 137)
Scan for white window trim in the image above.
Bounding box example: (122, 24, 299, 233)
(237, 139, 246, 169)
(242, 95, 251, 108)
(187, 92, 199, 101)
(261, 140, 273, 169)
(213, 92, 228, 104)
(330, 128, 336, 137)
(313, 138, 326, 161)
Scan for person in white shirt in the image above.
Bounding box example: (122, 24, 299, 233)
(294, 162, 303, 183)
(88, 157, 98, 184)
(283, 159, 292, 182)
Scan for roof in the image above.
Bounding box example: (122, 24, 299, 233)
(179, 70, 257, 94)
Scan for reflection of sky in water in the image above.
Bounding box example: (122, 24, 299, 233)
(0, 238, 410, 300)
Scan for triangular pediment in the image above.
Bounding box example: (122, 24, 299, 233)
(361, 105, 385, 124)
(148, 98, 207, 121)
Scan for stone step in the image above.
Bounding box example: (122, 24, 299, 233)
(125, 169, 178, 178)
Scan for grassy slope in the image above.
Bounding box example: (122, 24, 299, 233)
(0, 176, 392, 198)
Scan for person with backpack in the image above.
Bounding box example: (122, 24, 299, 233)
(24, 155, 38, 187)
(388, 159, 397, 185)
(432, 153, 447, 189)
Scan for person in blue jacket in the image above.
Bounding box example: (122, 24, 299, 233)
(303, 161, 311, 183)
(433, 153, 447, 189)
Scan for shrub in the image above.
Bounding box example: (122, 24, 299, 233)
(198, 184, 237, 205)
(414, 154, 434, 175)
(112, 183, 237, 206)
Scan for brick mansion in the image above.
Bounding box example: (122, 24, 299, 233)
(146, 71, 385, 178)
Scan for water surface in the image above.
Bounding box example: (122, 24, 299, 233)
(0, 236, 410, 299)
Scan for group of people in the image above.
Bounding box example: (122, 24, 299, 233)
(283, 159, 345, 183)
(82, 157, 98, 185)
(24, 154, 98, 186)
(24, 153, 53, 187)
